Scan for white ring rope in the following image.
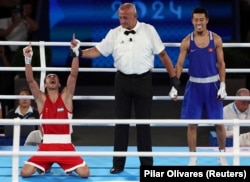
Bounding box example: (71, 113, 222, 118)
(0, 151, 248, 157)
(0, 119, 246, 156)
(0, 41, 249, 181)
(1, 118, 250, 125)
(2, 95, 250, 101)
(0, 118, 244, 182)
(0, 67, 250, 73)
(0, 41, 250, 100)
(1, 41, 250, 47)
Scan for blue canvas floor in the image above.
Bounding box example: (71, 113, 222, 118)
(1, 146, 250, 182)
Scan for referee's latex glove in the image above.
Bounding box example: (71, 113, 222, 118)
(70, 39, 82, 57)
(217, 82, 227, 100)
(23, 44, 33, 64)
(169, 76, 180, 100)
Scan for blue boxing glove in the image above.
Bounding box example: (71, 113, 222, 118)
(70, 39, 82, 57)
(169, 76, 180, 99)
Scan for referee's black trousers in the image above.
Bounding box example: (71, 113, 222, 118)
(112, 71, 153, 168)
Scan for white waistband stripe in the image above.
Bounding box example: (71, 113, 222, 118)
(189, 75, 219, 83)
(43, 134, 71, 143)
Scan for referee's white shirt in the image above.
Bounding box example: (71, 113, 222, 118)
(96, 21, 165, 75)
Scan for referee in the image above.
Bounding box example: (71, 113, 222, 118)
(72, 2, 179, 174)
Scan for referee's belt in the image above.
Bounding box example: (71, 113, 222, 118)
(189, 74, 219, 83)
(117, 70, 151, 78)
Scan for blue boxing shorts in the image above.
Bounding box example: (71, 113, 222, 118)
(181, 80, 223, 119)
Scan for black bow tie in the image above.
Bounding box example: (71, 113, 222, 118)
(124, 30, 136, 35)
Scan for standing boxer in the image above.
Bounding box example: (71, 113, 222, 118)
(175, 7, 228, 166)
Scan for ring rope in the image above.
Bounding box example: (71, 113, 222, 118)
(1, 41, 250, 47)
(0, 118, 243, 173)
(0, 40, 249, 181)
(1, 95, 250, 101)
(0, 67, 250, 74)
(0, 151, 247, 157)
(1, 118, 250, 125)
(3, 118, 242, 182)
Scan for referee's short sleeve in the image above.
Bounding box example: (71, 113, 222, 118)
(96, 29, 115, 57)
(147, 25, 165, 55)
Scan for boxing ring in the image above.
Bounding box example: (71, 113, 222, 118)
(1, 41, 250, 182)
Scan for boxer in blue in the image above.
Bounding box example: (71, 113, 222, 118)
(175, 7, 228, 166)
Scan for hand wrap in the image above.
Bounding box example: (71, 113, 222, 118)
(169, 76, 180, 99)
(217, 82, 227, 99)
(70, 39, 82, 57)
(169, 86, 178, 99)
(23, 46, 33, 64)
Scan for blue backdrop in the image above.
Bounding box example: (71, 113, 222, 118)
(49, 0, 238, 67)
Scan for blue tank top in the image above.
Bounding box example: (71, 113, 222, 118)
(188, 31, 218, 77)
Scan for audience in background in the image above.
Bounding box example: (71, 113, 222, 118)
(6, 87, 39, 119)
(0, 0, 19, 8)
(0, 41, 13, 118)
(0, 0, 39, 113)
(0, 0, 19, 26)
(223, 88, 250, 146)
(0, 0, 39, 54)
(5, 87, 39, 137)
(0, 43, 11, 67)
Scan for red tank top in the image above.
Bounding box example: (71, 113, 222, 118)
(41, 95, 72, 135)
